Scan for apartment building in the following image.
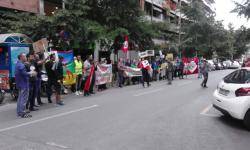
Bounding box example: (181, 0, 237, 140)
(0, 0, 62, 15)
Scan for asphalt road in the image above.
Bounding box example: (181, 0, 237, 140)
(0, 70, 250, 150)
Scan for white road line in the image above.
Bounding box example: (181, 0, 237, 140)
(0, 105, 99, 133)
(200, 104, 221, 117)
(46, 142, 69, 149)
(200, 104, 213, 115)
(201, 113, 221, 117)
(134, 88, 163, 97)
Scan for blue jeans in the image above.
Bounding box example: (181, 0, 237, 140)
(17, 88, 29, 116)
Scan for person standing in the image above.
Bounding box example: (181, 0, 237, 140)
(166, 59, 174, 85)
(34, 53, 45, 105)
(26, 53, 38, 111)
(83, 55, 93, 96)
(139, 58, 151, 88)
(117, 58, 125, 88)
(198, 59, 203, 79)
(45, 54, 64, 105)
(179, 60, 184, 79)
(201, 60, 209, 88)
(15, 53, 32, 118)
(74, 55, 83, 96)
(84, 59, 95, 96)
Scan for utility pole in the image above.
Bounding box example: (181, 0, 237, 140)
(151, 0, 154, 23)
(178, 0, 182, 57)
(62, 0, 65, 9)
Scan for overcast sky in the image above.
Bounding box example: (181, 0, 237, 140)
(215, 0, 250, 29)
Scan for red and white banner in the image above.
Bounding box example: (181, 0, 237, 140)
(95, 64, 113, 85)
(182, 57, 199, 74)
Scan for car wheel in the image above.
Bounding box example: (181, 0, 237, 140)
(244, 110, 250, 130)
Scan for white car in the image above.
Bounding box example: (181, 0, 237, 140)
(229, 61, 241, 69)
(207, 60, 215, 71)
(213, 68, 250, 129)
(223, 60, 232, 69)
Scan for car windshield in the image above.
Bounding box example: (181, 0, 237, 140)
(224, 69, 250, 84)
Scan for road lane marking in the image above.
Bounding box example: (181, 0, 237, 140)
(200, 104, 213, 115)
(134, 88, 163, 97)
(0, 105, 99, 133)
(200, 104, 221, 117)
(46, 142, 69, 149)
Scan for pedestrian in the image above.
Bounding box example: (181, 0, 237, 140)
(74, 55, 83, 96)
(179, 60, 184, 79)
(26, 53, 39, 111)
(198, 59, 203, 79)
(34, 53, 45, 105)
(84, 58, 95, 96)
(117, 58, 125, 88)
(15, 53, 33, 118)
(166, 59, 174, 85)
(45, 54, 64, 105)
(152, 61, 158, 81)
(201, 60, 209, 88)
(139, 58, 151, 87)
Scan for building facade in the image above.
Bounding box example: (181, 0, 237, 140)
(0, 0, 62, 15)
(0, 0, 40, 13)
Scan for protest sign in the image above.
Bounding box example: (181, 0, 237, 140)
(146, 50, 155, 56)
(124, 67, 142, 77)
(33, 38, 48, 53)
(95, 64, 112, 85)
(166, 53, 173, 61)
(138, 51, 148, 58)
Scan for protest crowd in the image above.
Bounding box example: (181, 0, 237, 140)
(15, 50, 206, 118)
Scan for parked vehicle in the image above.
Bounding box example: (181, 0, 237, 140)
(213, 68, 250, 130)
(228, 61, 241, 69)
(207, 60, 216, 71)
(223, 60, 231, 69)
(214, 62, 223, 70)
(0, 33, 32, 101)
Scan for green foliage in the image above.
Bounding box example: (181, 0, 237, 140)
(233, 0, 250, 19)
(181, 0, 249, 59)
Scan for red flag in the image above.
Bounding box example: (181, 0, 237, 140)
(121, 35, 129, 53)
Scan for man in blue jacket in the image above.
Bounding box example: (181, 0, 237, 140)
(15, 53, 32, 118)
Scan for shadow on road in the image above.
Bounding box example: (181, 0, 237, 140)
(216, 115, 249, 132)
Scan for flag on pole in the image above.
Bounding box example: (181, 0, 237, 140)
(121, 35, 129, 53)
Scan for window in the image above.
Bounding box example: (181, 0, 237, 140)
(224, 69, 250, 84)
